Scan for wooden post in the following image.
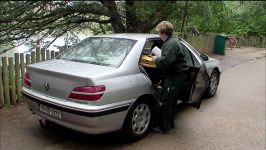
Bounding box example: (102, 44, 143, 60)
(26, 54, 30, 65)
(14, 53, 21, 102)
(9, 57, 16, 105)
(55, 52, 59, 58)
(41, 48, 45, 61)
(31, 51, 36, 64)
(59, 48, 63, 54)
(36, 47, 41, 62)
(20, 53, 25, 85)
(2, 57, 10, 106)
(20, 53, 25, 102)
(51, 50, 55, 59)
(46, 50, 50, 60)
(0, 65, 4, 105)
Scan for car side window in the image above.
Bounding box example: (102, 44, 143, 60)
(191, 52, 200, 67)
(142, 39, 164, 55)
(180, 43, 194, 67)
(142, 40, 154, 55)
(180, 42, 200, 67)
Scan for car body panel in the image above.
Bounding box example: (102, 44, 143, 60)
(23, 92, 130, 134)
(22, 86, 134, 134)
(204, 57, 222, 76)
(178, 40, 210, 108)
(22, 33, 221, 135)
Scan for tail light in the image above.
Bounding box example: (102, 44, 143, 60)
(24, 72, 31, 87)
(68, 85, 106, 101)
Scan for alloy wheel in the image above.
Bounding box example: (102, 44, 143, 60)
(209, 73, 218, 94)
(131, 103, 151, 135)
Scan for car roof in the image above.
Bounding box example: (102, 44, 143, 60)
(92, 33, 160, 40)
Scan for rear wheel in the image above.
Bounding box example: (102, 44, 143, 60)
(123, 100, 153, 141)
(206, 70, 219, 97)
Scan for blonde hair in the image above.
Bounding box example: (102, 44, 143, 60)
(155, 21, 174, 36)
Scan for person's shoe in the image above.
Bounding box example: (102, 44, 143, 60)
(152, 127, 162, 133)
(154, 80, 161, 87)
(160, 128, 170, 134)
(152, 127, 170, 134)
(156, 85, 162, 93)
(170, 121, 175, 129)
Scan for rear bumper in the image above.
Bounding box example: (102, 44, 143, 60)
(21, 87, 132, 134)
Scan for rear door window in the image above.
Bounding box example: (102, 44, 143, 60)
(142, 39, 164, 55)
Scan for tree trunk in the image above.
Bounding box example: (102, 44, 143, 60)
(131, 1, 176, 33)
(180, 1, 188, 33)
(125, 1, 140, 32)
(100, 1, 125, 33)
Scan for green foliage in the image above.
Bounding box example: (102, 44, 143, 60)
(0, 1, 264, 53)
(0, 1, 179, 53)
(222, 1, 266, 36)
(179, 1, 265, 36)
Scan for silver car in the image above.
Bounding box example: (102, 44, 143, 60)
(22, 33, 221, 140)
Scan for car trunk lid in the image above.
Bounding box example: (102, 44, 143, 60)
(26, 59, 116, 100)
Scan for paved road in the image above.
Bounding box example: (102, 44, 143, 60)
(1, 47, 265, 150)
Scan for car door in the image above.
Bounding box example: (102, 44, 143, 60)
(179, 41, 209, 109)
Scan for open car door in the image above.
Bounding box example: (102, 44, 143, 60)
(139, 38, 209, 109)
(178, 42, 209, 109)
(180, 66, 209, 108)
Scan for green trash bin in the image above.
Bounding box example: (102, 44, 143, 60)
(214, 34, 227, 55)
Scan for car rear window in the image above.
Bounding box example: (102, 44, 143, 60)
(58, 37, 136, 67)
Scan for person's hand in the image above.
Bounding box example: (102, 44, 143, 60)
(148, 52, 154, 57)
(152, 56, 158, 61)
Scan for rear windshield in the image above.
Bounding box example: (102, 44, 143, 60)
(58, 37, 136, 67)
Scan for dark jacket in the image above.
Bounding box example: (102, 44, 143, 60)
(155, 36, 189, 77)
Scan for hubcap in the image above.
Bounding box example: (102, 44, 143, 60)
(210, 73, 218, 94)
(131, 103, 151, 135)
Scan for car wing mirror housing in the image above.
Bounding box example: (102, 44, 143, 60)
(200, 54, 209, 61)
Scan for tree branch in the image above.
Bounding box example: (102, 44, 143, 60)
(100, 0, 125, 32)
(137, 1, 176, 33)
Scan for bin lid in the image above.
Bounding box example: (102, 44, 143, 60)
(216, 34, 227, 37)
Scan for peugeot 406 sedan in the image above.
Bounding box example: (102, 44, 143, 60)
(22, 33, 221, 140)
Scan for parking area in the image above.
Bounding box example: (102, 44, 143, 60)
(1, 47, 265, 150)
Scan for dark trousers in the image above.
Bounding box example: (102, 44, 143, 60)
(159, 71, 188, 130)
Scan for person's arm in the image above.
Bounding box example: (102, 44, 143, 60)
(155, 44, 177, 69)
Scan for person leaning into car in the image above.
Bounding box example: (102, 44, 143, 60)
(152, 21, 189, 133)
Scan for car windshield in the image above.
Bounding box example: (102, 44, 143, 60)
(58, 37, 136, 67)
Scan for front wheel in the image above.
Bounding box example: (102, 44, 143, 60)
(123, 100, 153, 141)
(205, 70, 219, 97)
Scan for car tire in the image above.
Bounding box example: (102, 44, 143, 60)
(122, 100, 153, 141)
(205, 69, 219, 97)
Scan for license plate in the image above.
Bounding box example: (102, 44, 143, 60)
(39, 104, 61, 119)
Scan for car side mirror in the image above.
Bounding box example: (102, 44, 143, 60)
(200, 54, 209, 61)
